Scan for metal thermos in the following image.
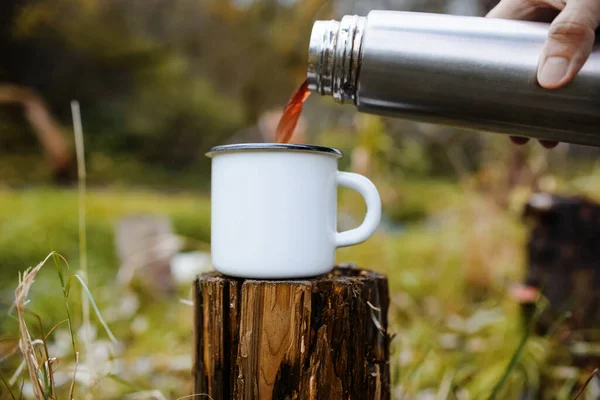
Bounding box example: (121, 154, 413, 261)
(307, 11, 600, 146)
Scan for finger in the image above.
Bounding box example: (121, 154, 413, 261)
(487, 0, 542, 19)
(510, 136, 531, 144)
(531, 7, 562, 23)
(539, 139, 559, 148)
(538, 0, 600, 89)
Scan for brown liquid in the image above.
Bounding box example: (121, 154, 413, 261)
(275, 79, 311, 144)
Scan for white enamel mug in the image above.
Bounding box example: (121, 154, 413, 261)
(207, 143, 381, 279)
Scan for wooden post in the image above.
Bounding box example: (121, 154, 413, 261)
(193, 265, 390, 400)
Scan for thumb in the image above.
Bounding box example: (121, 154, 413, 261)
(538, 1, 600, 89)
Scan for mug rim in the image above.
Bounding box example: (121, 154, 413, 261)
(206, 143, 343, 158)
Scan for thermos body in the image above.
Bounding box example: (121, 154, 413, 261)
(308, 11, 600, 146)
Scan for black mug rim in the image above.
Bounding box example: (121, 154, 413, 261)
(206, 143, 343, 158)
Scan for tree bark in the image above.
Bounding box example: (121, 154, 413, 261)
(193, 265, 390, 400)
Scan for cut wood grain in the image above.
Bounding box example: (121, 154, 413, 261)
(193, 266, 390, 400)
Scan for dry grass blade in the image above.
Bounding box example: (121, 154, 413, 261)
(124, 389, 215, 400)
(46, 357, 57, 399)
(369, 307, 386, 336)
(13, 252, 57, 399)
(572, 368, 600, 400)
(18, 379, 24, 400)
(71, 100, 93, 375)
(367, 301, 382, 312)
(1, 372, 17, 400)
(175, 394, 215, 400)
(9, 360, 26, 386)
(11, 251, 116, 399)
(68, 352, 79, 400)
(44, 319, 69, 341)
(179, 299, 194, 307)
(71, 100, 87, 276)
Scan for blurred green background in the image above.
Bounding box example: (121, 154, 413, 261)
(3, 0, 600, 399)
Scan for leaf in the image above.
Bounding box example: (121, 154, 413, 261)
(487, 301, 546, 400)
(65, 278, 72, 299)
(72, 274, 118, 344)
(49, 241, 66, 290)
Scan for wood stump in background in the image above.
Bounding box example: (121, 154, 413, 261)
(116, 215, 181, 294)
(523, 194, 600, 338)
(522, 194, 600, 397)
(193, 266, 390, 400)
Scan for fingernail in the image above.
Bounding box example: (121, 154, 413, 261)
(510, 136, 530, 145)
(539, 140, 559, 149)
(538, 56, 569, 88)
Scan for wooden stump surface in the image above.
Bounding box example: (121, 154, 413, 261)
(193, 265, 390, 400)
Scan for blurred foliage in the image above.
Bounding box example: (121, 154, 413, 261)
(3, 0, 600, 398)
(3, 175, 600, 397)
(0, 188, 210, 292)
(2, 0, 600, 188)
(0, 0, 333, 185)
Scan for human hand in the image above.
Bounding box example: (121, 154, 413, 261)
(487, 0, 600, 148)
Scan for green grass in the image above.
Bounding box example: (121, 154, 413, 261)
(0, 188, 210, 288)
(0, 188, 210, 398)
(0, 182, 590, 398)
(337, 183, 546, 399)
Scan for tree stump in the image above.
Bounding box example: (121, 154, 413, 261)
(521, 194, 600, 398)
(193, 265, 390, 400)
(522, 194, 600, 337)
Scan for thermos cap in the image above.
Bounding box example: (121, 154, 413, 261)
(307, 16, 366, 104)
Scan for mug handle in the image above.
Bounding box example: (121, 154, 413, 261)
(335, 171, 382, 248)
